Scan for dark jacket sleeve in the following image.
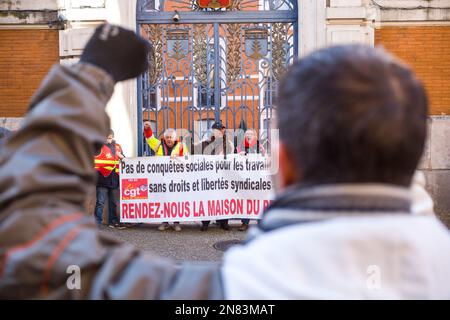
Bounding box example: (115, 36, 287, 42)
(0, 63, 223, 299)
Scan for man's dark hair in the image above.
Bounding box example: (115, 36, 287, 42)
(276, 45, 428, 187)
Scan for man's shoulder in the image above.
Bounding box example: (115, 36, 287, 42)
(221, 215, 450, 298)
(227, 215, 450, 266)
(258, 215, 448, 244)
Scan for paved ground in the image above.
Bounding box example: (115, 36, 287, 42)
(98, 220, 251, 262)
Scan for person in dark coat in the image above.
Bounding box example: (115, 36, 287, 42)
(94, 129, 125, 228)
(196, 121, 234, 231)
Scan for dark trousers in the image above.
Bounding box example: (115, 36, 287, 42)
(94, 186, 119, 225)
(241, 219, 250, 225)
(202, 219, 228, 227)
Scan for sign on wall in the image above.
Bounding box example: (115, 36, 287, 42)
(120, 155, 274, 223)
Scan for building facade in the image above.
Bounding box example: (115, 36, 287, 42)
(1, 0, 450, 225)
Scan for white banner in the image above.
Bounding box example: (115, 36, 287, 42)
(119, 154, 275, 223)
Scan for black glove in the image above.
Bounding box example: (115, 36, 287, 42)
(80, 23, 151, 82)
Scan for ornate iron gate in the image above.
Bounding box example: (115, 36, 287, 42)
(137, 0, 298, 155)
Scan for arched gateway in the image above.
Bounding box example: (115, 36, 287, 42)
(136, 0, 298, 155)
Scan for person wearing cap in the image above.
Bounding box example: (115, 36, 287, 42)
(196, 121, 235, 156)
(144, 123, 188, 231)
(195, 121, 234, 231)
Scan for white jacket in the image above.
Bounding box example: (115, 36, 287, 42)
(222, 185, 450, 299)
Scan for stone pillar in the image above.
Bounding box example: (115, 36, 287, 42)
(298, 0, 327, 56)
(58, 0, 138, 157)
(326, 0, 375, 46)
(297, 0, 375, 53)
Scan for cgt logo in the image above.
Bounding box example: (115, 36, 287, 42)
(122, 178, 148, 200)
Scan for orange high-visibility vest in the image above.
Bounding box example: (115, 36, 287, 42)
(94, 143, 122, 177)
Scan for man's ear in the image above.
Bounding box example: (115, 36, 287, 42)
(278, 141, 300, 189)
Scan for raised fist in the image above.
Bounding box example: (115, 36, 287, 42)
(143, 121, 153, 138)
(81, 23, 151, 82)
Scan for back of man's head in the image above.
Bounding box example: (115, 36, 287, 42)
(277, 45, 428, 187)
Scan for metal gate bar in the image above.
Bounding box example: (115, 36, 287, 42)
(137, 1, 298, 156)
